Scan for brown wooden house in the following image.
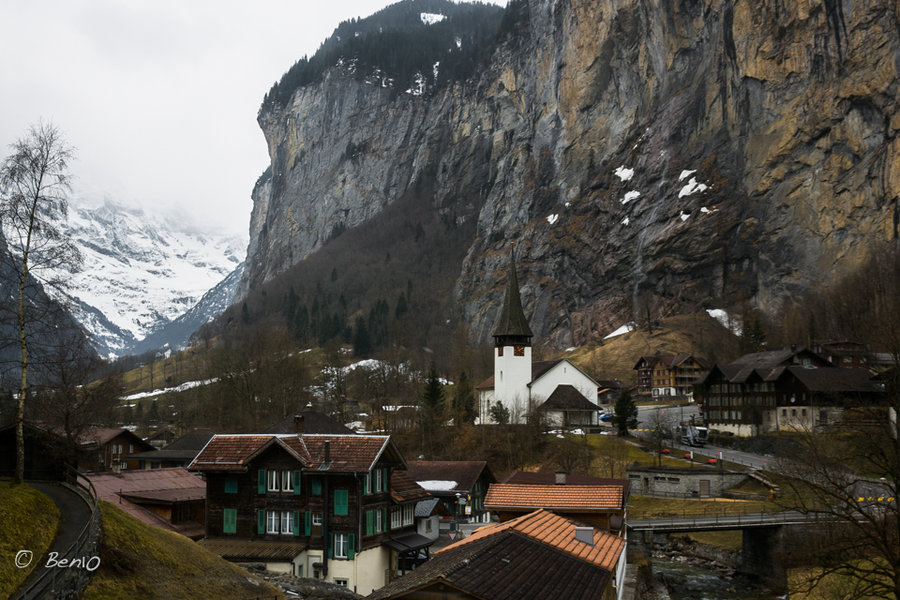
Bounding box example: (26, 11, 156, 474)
(189, 433, 419, 594)
(79, 427, 155, 472)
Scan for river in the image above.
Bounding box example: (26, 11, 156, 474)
(651, 554, 784, 600)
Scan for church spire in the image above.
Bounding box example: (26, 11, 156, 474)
(492, 245, 533, 346)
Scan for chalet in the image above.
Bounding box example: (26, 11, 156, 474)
(128, 428, 215, 469)
(633, 352, 707, 401)
(810, 340, 872, 369)
(85, 468, 206, 538)
(189, 432, 425, 594)
(366, 509, 628, 600)
(697, 347, 885, 436)
(476, 250, 601, 425)
(484, 478, 629, 535)
(79, 427, 155, 472)
(405, 461, 496, 524)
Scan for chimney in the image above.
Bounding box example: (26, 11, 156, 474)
(555, 471, 567, 485)
(294, 415, 305, 435)
(574, 526, 594, 546)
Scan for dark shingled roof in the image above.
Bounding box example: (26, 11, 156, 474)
(406, 461, 495, 494)
(128, 428, 215, 462)
(368, 532, 612, 600)
(260, 411, 354, 435)
(538, 385, 600, 412)
(493, 249, 532, 339)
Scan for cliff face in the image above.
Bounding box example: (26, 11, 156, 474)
(239, 0, 900, 349)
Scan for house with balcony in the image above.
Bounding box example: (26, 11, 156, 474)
(189, 432, 429, 594)
(633, 352, 707, 401)
(697, 347, 885, 436)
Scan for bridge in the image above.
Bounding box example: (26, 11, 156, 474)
(627, 510, 822, 591)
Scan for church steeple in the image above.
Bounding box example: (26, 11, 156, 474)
(493, 246, 532, 347)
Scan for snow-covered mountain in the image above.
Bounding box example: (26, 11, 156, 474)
(59, 195, 246, 357)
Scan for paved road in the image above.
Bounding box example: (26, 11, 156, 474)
(12, 482, 92, 598)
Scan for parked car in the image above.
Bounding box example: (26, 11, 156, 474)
(600, 413, 614, 422)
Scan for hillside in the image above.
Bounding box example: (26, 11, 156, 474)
(236, 0, 900, 354)
(0, 483, 60, 599)
(82, 501, 282, 600)
(566, 312, 740, 383)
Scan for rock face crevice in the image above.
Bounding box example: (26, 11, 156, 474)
(238, 0, 900, 349)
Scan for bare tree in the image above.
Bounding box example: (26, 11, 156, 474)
(0, 122, 82, 483)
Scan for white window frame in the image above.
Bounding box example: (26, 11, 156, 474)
(268, 470, 280, 492)
(280, 511, 293, 535)
(391, 506, 402, 529)
(267, 510, 280, 534)
(374, 469, 383, 492)
(312, 513, 323, 526)
(334, 579, 349, 587)
(334, 533, 349, 559)
(375, 509, 383, 533)
(281, 470, 292, 493)
(403, 504, 414, 526)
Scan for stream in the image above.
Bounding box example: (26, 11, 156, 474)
(651, 553, 783, 600)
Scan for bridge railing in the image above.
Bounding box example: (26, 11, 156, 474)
(627, 510, 814, 532)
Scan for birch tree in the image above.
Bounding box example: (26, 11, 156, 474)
(0, 122, 82, 483)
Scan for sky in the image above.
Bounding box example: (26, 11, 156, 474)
(0, 1, 507, 238)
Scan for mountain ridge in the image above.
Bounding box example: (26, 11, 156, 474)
(237, 0, 900, 350)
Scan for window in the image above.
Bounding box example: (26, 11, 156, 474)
(280, 511, 294, 535)
(282, 470, 292, 493)
(267, 511, 280, 534)
(374, 469, 383, 493)
(391, 506, 402, 529)
(268, 470, 280, 492)
(334, 579, 349, 587)
(403, 504, 414, 526)
(225, 477, 237, 494)
(223, 508, 237, 534)
(334, 533, 350, 558)
(363, 472, 371, 495)
(312, 513, 323, 526)
(334, 489, 349, 516)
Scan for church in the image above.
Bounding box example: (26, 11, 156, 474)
(476, 251, 602, 427)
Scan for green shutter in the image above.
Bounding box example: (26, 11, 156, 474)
(304, 511, 312, 536)
(292, 470, 302, 495)
(311, 478, 322, 495)
(258, 469, 266, 494)
(225, 476, 237, 494)
(363, 473, 369, 495)
(365, 510, 373, 536)
(292, 510, 300, 536)
(383, 507, 388, 532)
(328, 533, 334, 558)
(257, 510, 266, 535)
(223, 508, 236, 534)
(334, 489, 349, 516)
(348, 534, 355, 559)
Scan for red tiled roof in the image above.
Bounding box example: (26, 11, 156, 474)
(484, 483, 625, 511)
(391, 470, 432, 504)
(189, 433, 400, 473)
(503, 471, 631, 492)
(85, 468, 206, 535)
(435, 509, 625, 572)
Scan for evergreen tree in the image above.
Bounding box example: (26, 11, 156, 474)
(451, 371, 477, 426)
(353, 315, 373, 357)
(613, 389, 638, 436)
(489, 401, 510, 425)
(418, 363, 445, 458)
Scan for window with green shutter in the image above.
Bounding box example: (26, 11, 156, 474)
(223, 508, 237, 534)
(334, 489, 349, 516)
(348, 533, 356, 559)
(257, 509, 266, 535)
(292, 470, 302, 495)
(225, 476, 237, 494)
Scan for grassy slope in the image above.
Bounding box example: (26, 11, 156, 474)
(82, 501, 282, 600)
(565, 312, 739, 383)
(0, 482, 60, 599)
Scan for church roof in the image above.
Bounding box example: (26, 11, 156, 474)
(538, 385, 600, 412)
(493, 249, 532, 339)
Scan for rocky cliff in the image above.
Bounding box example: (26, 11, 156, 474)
(239, 0, 900, 349)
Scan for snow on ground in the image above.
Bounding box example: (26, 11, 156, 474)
(621, 190, 640, 204)
(604, 322, 637, 339)
(121, 378, 219, 401)
(679, 169, 696, 181)
(547, 213, 559, 225)
(678, 177, 708, 198)
(680, 211, 690, 221)
(706, 309, 742, 335)
(421, 12, 446, 25)
(622, 216, 630, 226)
(417, 480, 458, 491)
(614, 166, 635, 181)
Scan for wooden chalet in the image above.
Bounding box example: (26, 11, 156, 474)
(189, 432, 430, 594)
(405, 461, 496, 524)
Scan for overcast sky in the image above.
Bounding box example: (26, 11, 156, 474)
(0, 1, 507, 238)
